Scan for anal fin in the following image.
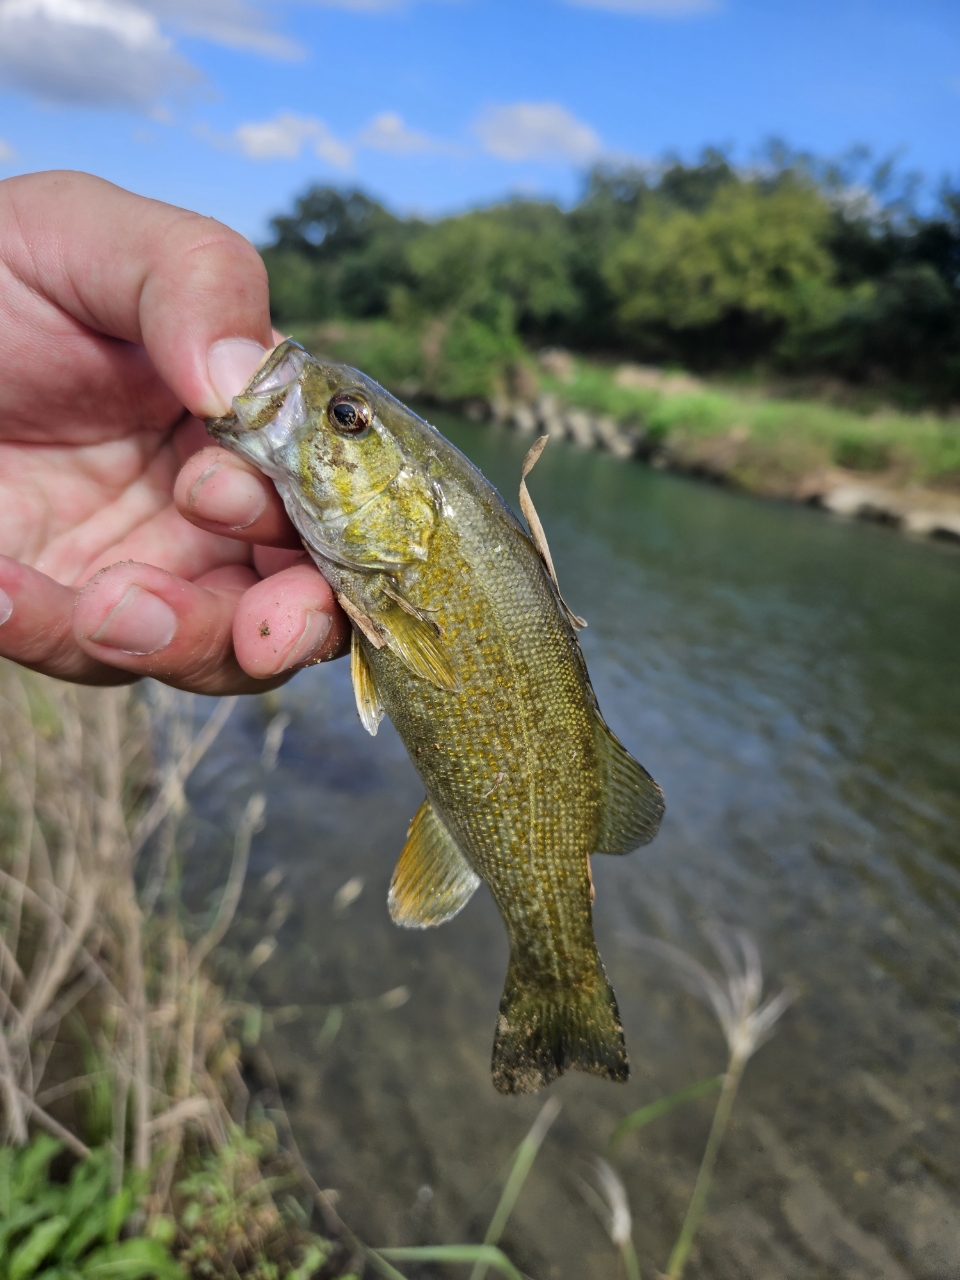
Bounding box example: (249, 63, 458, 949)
(350, 630, 384, 736)
(388, 799, 480, 928)
(593, 716, 664, 854)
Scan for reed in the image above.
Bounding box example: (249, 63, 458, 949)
(0, 665, 240, 1177)
(0, 662, 336, 1277)
(603, 926, 795, 1279)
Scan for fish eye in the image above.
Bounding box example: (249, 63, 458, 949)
(329, 394, 372, 435)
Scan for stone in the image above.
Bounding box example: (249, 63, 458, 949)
(488, 395, 511, 423)
(510, 404, 537, 433)
(821, 486, 898, 521)
(562, 408, 597, 448)
(538, 348, 576, 383)
(902, 510, 942, 536)
(614, 363, 703, 394)
(593, 415, 636, 458)
(533, 393, 560, 429)
(462, 399, 488, 422)
(928, 513, 960, 541)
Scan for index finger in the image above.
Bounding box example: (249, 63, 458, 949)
(1, 170, 273, 420)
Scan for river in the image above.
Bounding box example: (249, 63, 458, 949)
(191, 412, 960, 1280)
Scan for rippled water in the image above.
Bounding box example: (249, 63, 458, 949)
(191, 415, 960, 1279)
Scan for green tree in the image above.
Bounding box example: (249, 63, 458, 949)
(400, 200, 579, 338)
(262, 187, 420, 323)
(259, 155, 960, 403)
(603, 175, 840, 364)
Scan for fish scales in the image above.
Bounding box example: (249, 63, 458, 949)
(207, 340, 664, 1094)
(367, 495, 599, 983)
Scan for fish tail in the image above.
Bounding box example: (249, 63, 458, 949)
(491, 956, 628, 1096)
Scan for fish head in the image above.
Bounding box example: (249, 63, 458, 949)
(207, 339, 443, 568)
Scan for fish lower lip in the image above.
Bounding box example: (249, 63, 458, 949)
(204, 413, 239, 440)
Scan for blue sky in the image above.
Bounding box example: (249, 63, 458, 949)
(1, 0, 958, 242)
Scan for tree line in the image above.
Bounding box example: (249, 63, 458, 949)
(262, 149, 960, 406)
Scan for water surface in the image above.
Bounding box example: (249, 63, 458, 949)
(194, 417, 960, 1279)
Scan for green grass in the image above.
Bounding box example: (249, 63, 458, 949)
(543, 361, 960, 489)
(0, 1136, 182, 1280)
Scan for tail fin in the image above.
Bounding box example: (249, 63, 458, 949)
(491, 958, 628, 1095)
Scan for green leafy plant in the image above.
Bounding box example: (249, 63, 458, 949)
(833, 435, 892, 472)
(172, 1127, 332, 1280)
(0, 1136, 182, 1280)
(607, 1075, 724, 1158)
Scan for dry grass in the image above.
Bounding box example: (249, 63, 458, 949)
(0, 663, 281, 1234)
(0, 660, 798, 1280)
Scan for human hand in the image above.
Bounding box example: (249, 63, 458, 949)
(0, 170, 349, 694)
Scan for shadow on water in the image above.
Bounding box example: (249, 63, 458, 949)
(189, 414, 960, 1279)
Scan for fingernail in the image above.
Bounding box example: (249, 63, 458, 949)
(276, 609, 331, 672)
(188, 462, 267, 529)
(207, 338, 268, 415)
(90, 586, 177, 655)
(0, 587, 12, 626)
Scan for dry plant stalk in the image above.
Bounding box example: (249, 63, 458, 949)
(0, 661, 263, 1211)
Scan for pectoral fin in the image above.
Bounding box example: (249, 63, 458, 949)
(592, 715, 665, 854)
(389, 799, 481, 928)
(380, 604, 460, 692)
(350, 631, 384, 736)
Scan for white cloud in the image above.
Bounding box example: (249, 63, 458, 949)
(475, 102, 604, 164)
(145, 0, 300, 57)
(234, 112, 353, 167)
(230, 109, 454, 165)
(563, 0, 717, 12)
(0, 0, 196, 107)
(0, 0, 299, 108)
(0, 137, 15, 160)
(358, 111, 447, 156)
(309, 0, 406, 7)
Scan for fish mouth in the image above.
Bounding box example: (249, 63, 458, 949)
(206, 339, 309, 443)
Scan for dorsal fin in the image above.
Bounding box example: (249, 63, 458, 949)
(519, 436, 587, 631)
(350, 631, 384, 736)
(592, 716, 664, 854)
(388, 799, 481, 928)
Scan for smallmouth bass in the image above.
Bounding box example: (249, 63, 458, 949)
(208, 340, 664, 1094)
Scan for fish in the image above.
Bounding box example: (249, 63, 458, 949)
(207, 339, 665, 1095)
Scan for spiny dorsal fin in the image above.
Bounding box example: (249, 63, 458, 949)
(380, 604, 460, 692)
(519, 436, 587, 631)
(389, 799, 481, 928)
(350, 631, 384, 736)
(592, 715, 664, 855)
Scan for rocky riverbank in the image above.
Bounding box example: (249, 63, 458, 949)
(468, 387, 960, 546)
(301, 324, 960, 546)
